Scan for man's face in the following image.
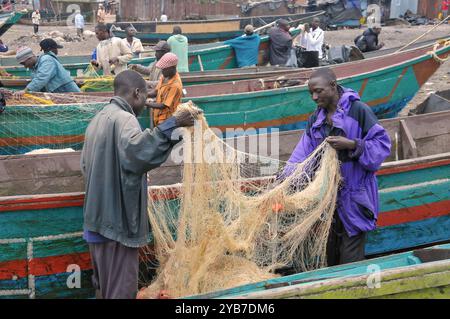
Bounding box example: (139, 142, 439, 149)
(95, 29, 109, 41)
(131, 86, 148, 115)
(308, 77, 337, 109)
(312, 19, 320, 29)
(127, 28, 136, 37)
(373, 27, 382, 35)
(162, 66, 177, 78)
(21, 56, 36, 69)
(155, 50, 168, 61)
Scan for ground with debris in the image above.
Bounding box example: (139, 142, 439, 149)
(2, 23, 449, 111)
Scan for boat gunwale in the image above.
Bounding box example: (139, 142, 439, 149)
(185, 39, 450, 101)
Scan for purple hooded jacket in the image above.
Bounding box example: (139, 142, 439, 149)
(287, 86, 392, 237)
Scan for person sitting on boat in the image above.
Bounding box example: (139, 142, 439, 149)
(91, 24, 133, 76)
(13, 46, 80, 98)
(354, 24, 385, 53)
(224, 25, 261, 68)
(81, 70, 202, 299)
(167, 26, 189, 73)
(130, 40, 171, 87)
(122, 26, 144, 59)
(268, 19, 294, 66)
(282, 68, 391, 266)
(147, 53, 184, 128)
(39, 38, 64, 56)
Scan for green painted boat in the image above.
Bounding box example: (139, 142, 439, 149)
(189, 244, 450, 299)
(0, 110, 449, 299)
(3, 28, 302, 77)
(110, 11, 323, 44)
(0, 40, 448, 156)
(0, 11, 25, 37)
(1, 37, 443, 90)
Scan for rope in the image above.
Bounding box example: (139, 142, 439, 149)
(427, 40, 450, 64)
(23, 93, 55, 105)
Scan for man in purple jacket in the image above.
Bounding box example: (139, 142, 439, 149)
(287, 68, 391, 266)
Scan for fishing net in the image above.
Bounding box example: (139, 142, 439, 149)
(138, 102, 341, 299)
(79, 64, 115, 92)
(0, 92, 112, 155)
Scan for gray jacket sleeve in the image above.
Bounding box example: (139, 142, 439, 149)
(118, 116, 175, 175)
(132, 64, 152, 76)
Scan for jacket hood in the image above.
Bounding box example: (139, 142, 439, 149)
(171, 34, 188, 43)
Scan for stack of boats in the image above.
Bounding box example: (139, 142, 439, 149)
(0, 20, 449, 298)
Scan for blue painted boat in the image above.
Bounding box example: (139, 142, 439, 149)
(0, 110, 449, 299)
(188, 243, 450, 299)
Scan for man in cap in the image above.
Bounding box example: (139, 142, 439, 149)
(268, 19, 294, 66)
(39, 38, 64, 56)
(13, 46, 80, 98)
(354, 23, 384, 53)
(130, 40, 170, 86)
(74, 10, 85, 39)
(167, 26, 189, 73)
(224, 24, 261, 68)
(81, 70, 202, 299)
(91, 24, 133, 76)
(122, 26, 144, 59)
(147, 52, 183, 128)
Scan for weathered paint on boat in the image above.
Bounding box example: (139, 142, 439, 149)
(1, 109, 449, 299)
(0, 11, 25, 37)
(188, 244, 450, 299)
(0, 40, 448, 155)
(3, 27, 303, 77)
(111, 11, 323, 44)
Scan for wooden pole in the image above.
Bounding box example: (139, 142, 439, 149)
(253, 11, 325, 34)
(395, 15, 450, 53)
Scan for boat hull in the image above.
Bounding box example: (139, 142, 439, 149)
(1, 151, 449, 299)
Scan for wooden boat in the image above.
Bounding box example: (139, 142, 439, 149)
(0, 110, 449, 299)
(1, 40, 449, 155)
(189, 243, 450, 299)
(2, 27, 305, 77)
(0, 11, 25, 37)
(110, 11, 324, 44)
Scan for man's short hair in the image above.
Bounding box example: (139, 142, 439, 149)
(114, 70, 147, 95)
(309, 68, 337, 83)
(277, 19, 289, 28)
(173, 26, 182, 35)
(95, 24, 109, 32)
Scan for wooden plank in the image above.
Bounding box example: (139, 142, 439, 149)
(232, 260, 450, 299)
(400, 120, 418, 159)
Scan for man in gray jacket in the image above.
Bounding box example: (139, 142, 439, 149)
(81, 70, 201, 299)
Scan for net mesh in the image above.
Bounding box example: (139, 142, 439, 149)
(138, 102, 341, 299)
(0, 92, 112, 155)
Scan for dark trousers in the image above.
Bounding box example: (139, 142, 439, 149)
(89, 241, 139, 299)
(326, 212, 367, 267)
(33, 24, 39, 34)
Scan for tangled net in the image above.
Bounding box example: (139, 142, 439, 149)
(138, 102, 341, 298)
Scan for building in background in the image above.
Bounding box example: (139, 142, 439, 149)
(118, 0, 308, 22)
